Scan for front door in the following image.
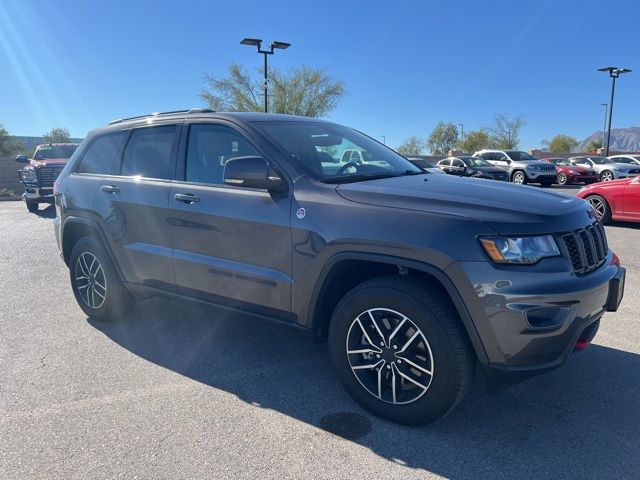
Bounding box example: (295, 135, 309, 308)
(622, 179, 640, 218)
(169, 122, 293, 317)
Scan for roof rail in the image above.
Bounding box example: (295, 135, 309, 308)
(108, 108, 215, 125)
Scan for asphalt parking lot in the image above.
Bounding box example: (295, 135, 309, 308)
(1, 188, 639, 480)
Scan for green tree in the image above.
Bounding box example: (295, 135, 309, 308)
(43, 127, 71, 143)
(584, 139, 603, 152)
(457, 129, 493, 153)
(396, 136, 426, 156)
(489, 114, 525, 149)
(201, 63, 346, 117)
(541, 134, 579, 153)
(426, 122, 459, 155)
(0, 124, 23, 156)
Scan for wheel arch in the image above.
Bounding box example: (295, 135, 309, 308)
(308, 252, 489, 365)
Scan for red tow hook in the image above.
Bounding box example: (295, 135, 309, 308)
(574, 337, 591, 350)
(611, 252, 621, 267)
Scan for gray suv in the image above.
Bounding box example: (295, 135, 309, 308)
(53, 110, 625, 425)
(474, 149, 558, 185)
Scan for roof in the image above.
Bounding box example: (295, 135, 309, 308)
(107, 109, 329, 126)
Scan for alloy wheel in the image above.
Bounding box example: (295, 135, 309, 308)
(513, 172, 525, 184)
(601, 171, 614, 182)
(346, 308, 434, 405)
(557, 173, 567, 185)
(74, 252, 107, 309)
(588, 197, 606, 220)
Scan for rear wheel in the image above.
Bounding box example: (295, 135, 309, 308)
(512, 170, 526, 184)
(600, 170, 614, 182)
(25, 199, 38, 212)
(586, 195, 612, 224)
(328, 276, 474, 425)
(69, 236, 135, 321)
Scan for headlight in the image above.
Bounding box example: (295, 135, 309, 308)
(480, 235, 560, 264)
(568, 170, 578, 175)
(21, 169, 37, 181)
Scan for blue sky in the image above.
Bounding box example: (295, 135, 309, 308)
(1, 0, 638, 150)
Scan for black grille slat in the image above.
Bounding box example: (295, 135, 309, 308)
(558, 223, 608, 275)
(36, 166, 64, 187)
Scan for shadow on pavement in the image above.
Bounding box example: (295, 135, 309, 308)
(35, 204, 56, 219)
(90, 297, 640, 479)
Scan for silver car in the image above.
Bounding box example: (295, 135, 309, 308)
(569, 155, 640, 182)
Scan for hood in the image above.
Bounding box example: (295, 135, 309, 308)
(336, 174, 593, 235)
(563, 164, 593, 173)
(28, 159, 69, 168)
(514, 160, 554, 167)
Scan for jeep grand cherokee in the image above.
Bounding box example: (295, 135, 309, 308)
(53, 110, 625, 425)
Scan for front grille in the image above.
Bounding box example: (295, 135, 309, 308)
(558, 223, 608, 275)
(539, 164, 556, 173)
(36, 166, 64, 187)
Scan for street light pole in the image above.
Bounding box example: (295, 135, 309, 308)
(458, 123, 464, 142)
(241, 38, 291, 113)
(597, 67, 632, 156)
(600, 103, 608, 150)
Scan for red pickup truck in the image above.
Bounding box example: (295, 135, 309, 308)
(16, 143, 79, 212)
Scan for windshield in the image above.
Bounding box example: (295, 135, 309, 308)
(587, 156, 611, 165)
(613, 157, 638, 164)
(34, 145, 78, 160)
(506, 151, 537, 161)
(460, 157, 491, 167)
(551, 159, 571, 166)
(252, 121, 421, 182)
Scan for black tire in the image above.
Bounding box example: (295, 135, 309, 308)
(328, 275, 475, 425)
(585, 195, 612, 224)
(600, 170, 614, 182)
(26, 199, 38, 212)
(556, 173, 567, 185)
(511, 170, 527, 184)
(540, 180, 554, 187)
(69, 236, 134, 321)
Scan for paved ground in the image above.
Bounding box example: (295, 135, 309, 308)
(1, 192, 639, 479)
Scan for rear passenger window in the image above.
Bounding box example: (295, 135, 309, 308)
(185, 124, 259, 185)
(76, 132, 126, 174)
(121, 126, 177, 179)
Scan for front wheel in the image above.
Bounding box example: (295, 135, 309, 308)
(512, 171, 527, 184)
(556, 172, 568, 185)
(600, 170, 614, 182)
(586, 195, 612, 224)
(328, 276, 474, 425)
(69, 236, 135, 321)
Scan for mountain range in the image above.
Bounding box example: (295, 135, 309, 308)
(577, 127, 640, 152)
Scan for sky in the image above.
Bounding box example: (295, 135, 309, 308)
(0, 0, 638, 150)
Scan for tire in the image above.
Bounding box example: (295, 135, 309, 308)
(26, 199, 38, 212)
(556, 173, 568, 185)
(328, 275, 475, 425)
(512, 170, 527, 184)
(600, 170, 614, 182)
(540, 180, 553, 187)
(69, 236, 135, 321)
(586, 195, 612, 224)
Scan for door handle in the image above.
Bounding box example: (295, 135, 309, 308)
(101, 185, 120, 193)
(174, 193, 200, 204)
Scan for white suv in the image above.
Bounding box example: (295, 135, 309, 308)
(473, 149, 557, 185)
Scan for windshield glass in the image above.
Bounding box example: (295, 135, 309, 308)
(34, 145, 78, 160)
(551, 159, 571, 166)
(588, 156, 611, 165)
(460, 157, 491, 167)
(506, 151, 537, 161)
(613, 157, 637, 164)
(252, 121, 421, 182)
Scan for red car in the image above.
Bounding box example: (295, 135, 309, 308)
(543, 157, 599, 185)
(576, 177, 640, 224)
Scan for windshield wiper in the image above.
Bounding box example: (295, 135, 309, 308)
(322, 173, 400, 184)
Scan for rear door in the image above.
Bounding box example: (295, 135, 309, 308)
(92, 123, 181, 287)
(169, 121, 293, 316)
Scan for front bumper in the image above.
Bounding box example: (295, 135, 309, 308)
(454, 255, 624, 384)
(567, 175, 599, 184)
(21, 185, 54, 202)
(525, 171, 556, 182)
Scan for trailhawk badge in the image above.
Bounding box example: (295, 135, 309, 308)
(296, 207, 306, 219)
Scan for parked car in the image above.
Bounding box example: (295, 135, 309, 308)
(54, 110, 625, 425)
(577, 177, 640, 224)
(16, 143, 79, 212)
(569, 156, 640, 182)
(473, 149, 557, 185)
(608, 154, 640, 166)
(436, 156, 508, 181)
(543, 157, 599, 185)
(406, 157, 438, 170)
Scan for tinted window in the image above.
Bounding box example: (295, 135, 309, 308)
(121, 126, 177, 179)
(185, 124, 259, 185)
(76, 133, 126, 174)
(34, 145, 78, 160)
(506, 151, 536, 161)
(480, 152, 494, 160)
(453, 159, 465, 167)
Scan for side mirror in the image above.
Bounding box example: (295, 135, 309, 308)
(15, 155, 29, 163)
(223, 156, 284, 191)
(505, 159, 512, 165)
